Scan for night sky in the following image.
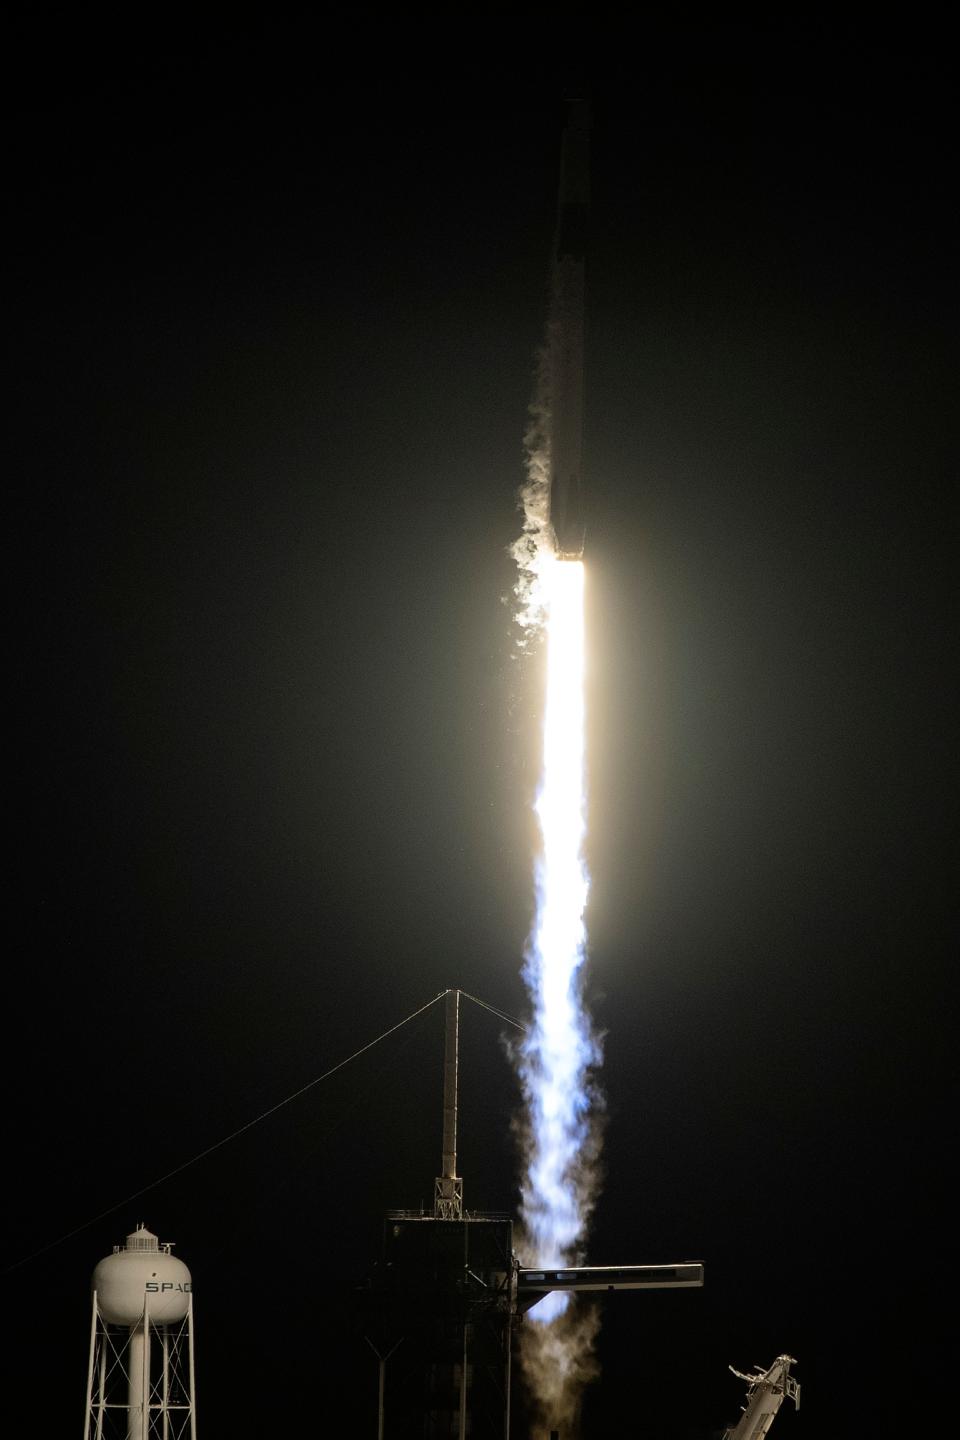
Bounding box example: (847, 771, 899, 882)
(7, 20, 952, 1438)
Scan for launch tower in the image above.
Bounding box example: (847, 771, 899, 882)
(362, 992, 514, 1439)
(360, 991, 703, 1439)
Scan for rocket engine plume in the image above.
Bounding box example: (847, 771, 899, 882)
(512, 100, 603, 1437)
(517, 554, 599, 1312)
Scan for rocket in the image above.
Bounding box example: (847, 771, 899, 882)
(548, 100, 590, 559)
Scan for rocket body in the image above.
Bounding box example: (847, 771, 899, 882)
(548, 101, 589, 559)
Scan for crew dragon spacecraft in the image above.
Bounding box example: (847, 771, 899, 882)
(547, 100, 589, 559)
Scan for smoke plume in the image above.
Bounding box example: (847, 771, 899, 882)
(511, 336, 557, 643)
(517, 1300, 602, 1440)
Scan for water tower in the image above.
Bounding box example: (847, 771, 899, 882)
(84, 1223, 197, 1439)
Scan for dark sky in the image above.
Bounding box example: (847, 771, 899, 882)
(7, 19, 952, 1438)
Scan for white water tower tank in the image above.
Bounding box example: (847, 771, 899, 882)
(92, 1223, 192, 1324)
(85, 1223, 197, 1440)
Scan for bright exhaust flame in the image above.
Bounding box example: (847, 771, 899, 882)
(511, 282, 601, 1436)
(512, 544, 602, 1436)
(519, 555, 597, 1322)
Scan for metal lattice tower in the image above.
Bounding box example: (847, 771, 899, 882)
(434, 989, 464, 1220)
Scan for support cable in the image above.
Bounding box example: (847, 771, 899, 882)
(458, 988, 526, 1033)
(6, 990, 446, 1274)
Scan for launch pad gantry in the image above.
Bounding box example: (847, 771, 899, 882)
(360, 989, 703, 1439)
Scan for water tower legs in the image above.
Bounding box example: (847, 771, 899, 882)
(84, 1292, 197, 1439)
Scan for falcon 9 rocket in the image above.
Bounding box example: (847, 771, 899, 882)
(548, 100, 589, 559)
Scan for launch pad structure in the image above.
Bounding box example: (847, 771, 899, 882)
(359, 990, 703, 1439)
